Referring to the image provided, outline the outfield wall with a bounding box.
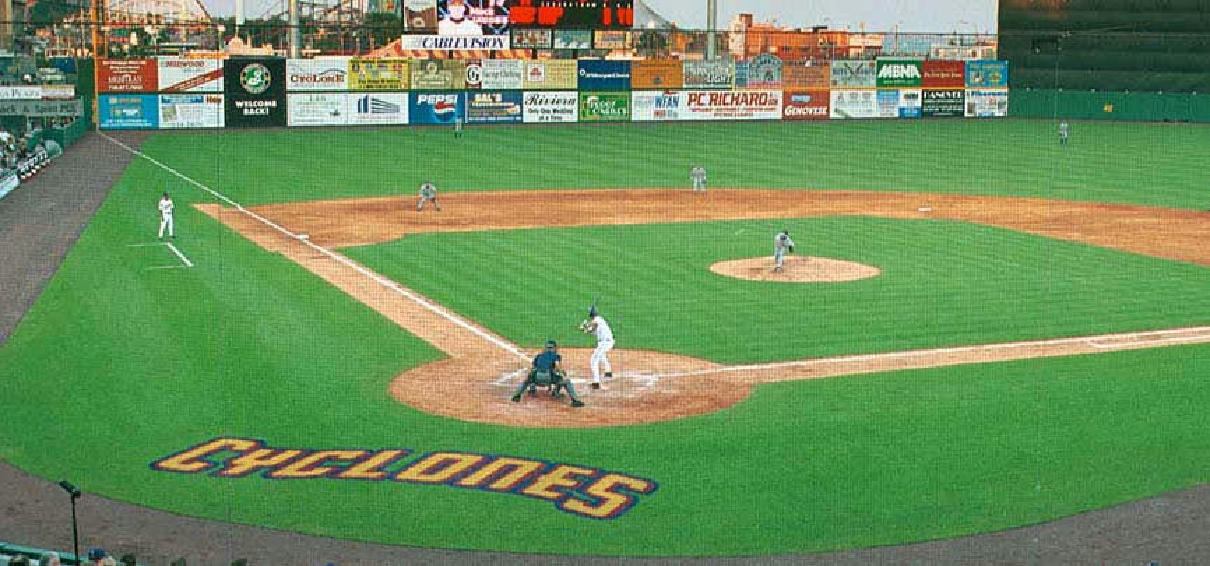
[96,56,1009,129]
[1010,89,1210,123]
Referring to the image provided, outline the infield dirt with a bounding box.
[198,189,1210,427]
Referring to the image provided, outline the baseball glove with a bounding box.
[578,319,592,333]
[789,246,795,253]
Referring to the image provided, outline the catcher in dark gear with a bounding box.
[512,340,585,407]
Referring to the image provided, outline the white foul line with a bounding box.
[653,326,1210,380]
[101,132,529,362]
[165,242,194,267]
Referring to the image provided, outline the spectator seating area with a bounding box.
[0,117,77,201]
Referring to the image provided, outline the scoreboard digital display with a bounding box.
[509,0,634,29]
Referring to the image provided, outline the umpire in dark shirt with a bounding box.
[512,340,584,407]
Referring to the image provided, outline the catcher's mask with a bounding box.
[544,340,557,350]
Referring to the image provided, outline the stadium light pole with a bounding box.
[58,480,82,564]
[706,0,717,60]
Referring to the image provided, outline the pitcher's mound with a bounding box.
[711,256,881,282]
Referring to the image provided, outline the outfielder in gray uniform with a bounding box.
[773,230,795,273]
[690,165,707,193]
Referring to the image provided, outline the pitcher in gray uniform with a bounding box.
[773,230,795,273]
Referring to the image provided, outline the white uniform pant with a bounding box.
[159,214,174,238]
[774,248,786,269]
[591,339,614,383]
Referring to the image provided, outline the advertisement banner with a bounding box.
[683,60,733,89]
[965,89,1009,117]
[783,61,829,89]
[409,91,464,124]
[745,54,783,88]
[899,89,923,118]
[511,29,552,49]
[631,90,681,121]
[577,60,631,90]
[0,86,43,100]
[286,58,350,91]
[922,88,965,117]
[99,59,157,92]
[734,60,749,88]
[403,0,437,30]
[830,89,878,119]
[876,59,923,88]
[593,30,633,50]
[830,60,875,88]
[410,59,466,90]
[466,90,523,123]
[287,93,350,126]
[397,35,511,50]
[157,58,223,92]
[631,59,682,89]
[921,60,965,88]
[224,58,287,128]
[579,92,630,122]
[553,29,592,49]
[99,94,159,129]
[0,99,83,117]
[40,85,76,99]
[464,59,523,90]
[965,61,1009,88]
[522,60,577,89]
[349,59,409,90]
[782,90,829,120]
[632,90,781,121]
[159,94,223,128]
[877,89,899,118]
[433,0,509,35]
[350,93,409,125]
[522,91,578,123]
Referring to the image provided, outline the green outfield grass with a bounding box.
[343,217,1210,363]
[140,119,1210,208]
[4,119,1210,556]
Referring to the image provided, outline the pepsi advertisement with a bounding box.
[409,91,465,125]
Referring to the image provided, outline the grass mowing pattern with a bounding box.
[343,217,1210,363]
[137,119,1210,208]
[2,120,1210,555]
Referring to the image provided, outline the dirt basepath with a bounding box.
[200,189,1210,427]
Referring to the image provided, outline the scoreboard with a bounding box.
[509,0,634,29]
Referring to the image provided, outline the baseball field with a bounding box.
[4,119,1210,556]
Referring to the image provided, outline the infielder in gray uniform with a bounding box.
[1059,120,1069,146]
[773,230,795,273]
[690,165,707,193]
[417,181,441,212]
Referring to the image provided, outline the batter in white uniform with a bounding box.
[582,305,614,389]
[773,230,795,273]
[158,192,174,239]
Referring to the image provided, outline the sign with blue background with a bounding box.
[99,94,159,129]
[966,61,1009,88]
[577,60,631,91]
[409,91,464,125]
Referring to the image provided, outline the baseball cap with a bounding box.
[88,548,110,560]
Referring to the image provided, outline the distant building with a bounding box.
[0,0,29,55]
[728,13,879,61]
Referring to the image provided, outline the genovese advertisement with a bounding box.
[99,94,159,129]
[464,59,524,90]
